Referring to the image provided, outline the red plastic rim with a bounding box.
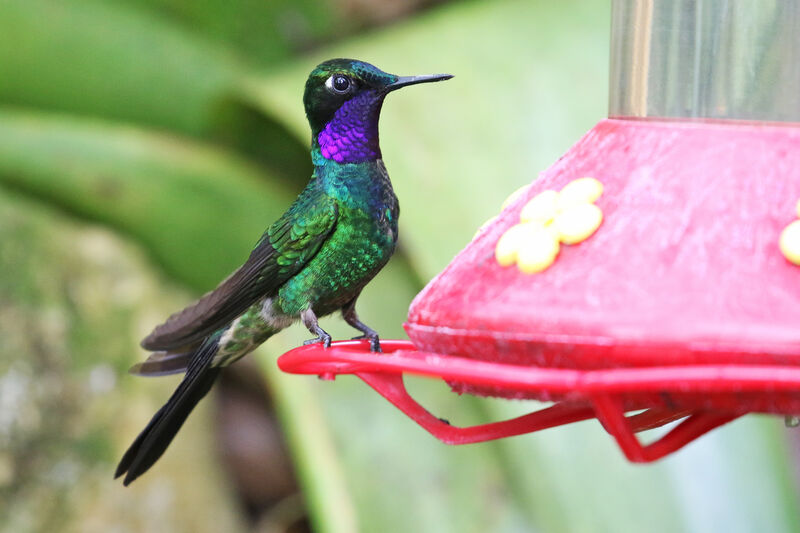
[274,340,800,462]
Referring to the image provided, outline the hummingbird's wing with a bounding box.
[128,348,195,377]
[140,191,339,351]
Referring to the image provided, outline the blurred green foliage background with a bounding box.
[1,1,799,532]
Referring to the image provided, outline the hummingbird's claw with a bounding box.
[303,333,332,348]
[352,333,381,353]
[342,298,381,352]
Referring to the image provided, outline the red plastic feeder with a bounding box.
[279,3,800,462]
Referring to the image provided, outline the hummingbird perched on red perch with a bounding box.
[116,59,452,485]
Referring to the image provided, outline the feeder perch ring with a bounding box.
[274,340,800,462]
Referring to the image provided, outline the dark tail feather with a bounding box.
[116,338,221,485]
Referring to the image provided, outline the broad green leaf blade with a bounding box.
[0,0,241,134]
[241,0,800,530]
[0,0,312,180]
[0,109,297,289]
[118,0,340,67]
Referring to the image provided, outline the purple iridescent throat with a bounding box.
[316,92,384,164]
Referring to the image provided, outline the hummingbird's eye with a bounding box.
[326,74,352,94]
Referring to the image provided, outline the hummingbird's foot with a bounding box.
[301,308,332,349]
[351,333,382,353]
[342,297,382,352]
[303,333,332,348]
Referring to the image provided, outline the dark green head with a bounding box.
[303,58,451,164]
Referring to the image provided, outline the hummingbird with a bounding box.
[115,59,452,485]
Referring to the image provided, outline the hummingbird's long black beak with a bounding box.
[386,73,453,92]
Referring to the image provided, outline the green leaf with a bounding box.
[117,0,340,67]
[0,0,241,134]
[0,109,297,289]
[0,0,312,181]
